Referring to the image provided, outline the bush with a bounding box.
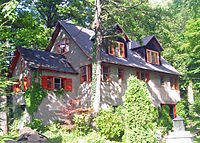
[26,118,49,133]
[158,105,173,136]
[94,106,124,140]
[73,114,92,135]
[122,76,158,143]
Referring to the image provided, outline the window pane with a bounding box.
[103,66,108,81]
[81,66,87,82]
[60,40,65,48]
[61,79,66,89]
[118,69,123,79]
[47,78,52,88]
[65,41,69,52]
[54,78,60,89]
[147,50,151,62]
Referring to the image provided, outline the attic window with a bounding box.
[108,40,125,57]
[146,49,159,65]
[56,39,70,54]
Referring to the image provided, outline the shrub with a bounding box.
[94,106,124,140]
[122,76,158,143]
[158,105,173,136]
[26,118,49,133]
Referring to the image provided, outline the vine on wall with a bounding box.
[24,70,47,116]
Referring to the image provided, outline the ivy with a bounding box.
[24,81,47,116]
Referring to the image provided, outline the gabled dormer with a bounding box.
[128,35,164,65]
[103,24,130,58]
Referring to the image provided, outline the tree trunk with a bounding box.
[2,95,8,135]
[92,0,102,112]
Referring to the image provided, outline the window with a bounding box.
[160,75,164,85]
[41,76,72,91]
[20,57,25,73]
[101,66,110,82]
[108,40,125,57]
[56,39,70,54]
[80,64,92,83]
[170,77,178,90]
[136,71,149,83]
[146,49,159,65]
[54,78,61,89]
[118,68,124,80]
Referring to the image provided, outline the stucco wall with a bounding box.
[51,28,91,71]
[100,63,180,109]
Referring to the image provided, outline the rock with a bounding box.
[19,127,36,135]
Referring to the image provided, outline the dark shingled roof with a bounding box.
[17,47,77,74]
[53,21,181,76]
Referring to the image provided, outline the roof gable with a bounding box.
[128,35,164,51]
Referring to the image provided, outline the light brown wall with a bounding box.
[100,63,180,109]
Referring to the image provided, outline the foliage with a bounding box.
[55,96,93,133]
[176,96,190,125]
[158,105,173,136]
[122,76,158,143]
[26,118,49,133]
[24,82,47,116]
[55,88,65,97]
[94,106,124,140]
[73,114,91,135]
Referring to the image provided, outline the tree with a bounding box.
[91,0,168,111]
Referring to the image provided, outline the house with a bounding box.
[9,20,181,122]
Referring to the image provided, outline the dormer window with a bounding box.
[56,39,70,54]
[108,40,125,57]
[146,49,159,65]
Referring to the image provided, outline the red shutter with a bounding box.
[136,71,140,80]
[41,76,47,89]
[24,77,28,90]
[66,78,72,91]
[87,65,92,82]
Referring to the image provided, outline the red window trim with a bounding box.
[108,40,125,58]
[80,64,92,84]
[170,77,178,90]
[101,66,110,82]
[41,76,72,91]
[56,39,70,54]
[146,49,160,65]
[136,71,149,83]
